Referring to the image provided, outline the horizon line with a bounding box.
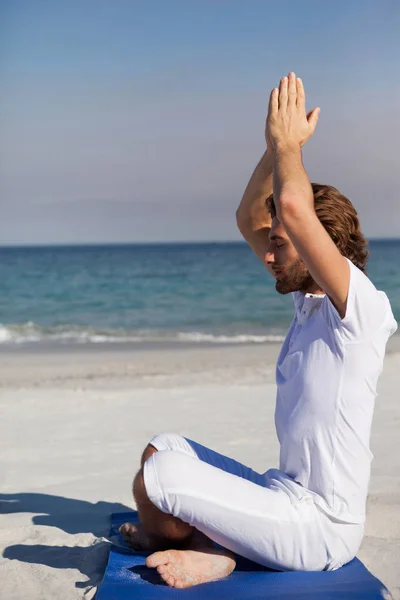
[1,237,399,250]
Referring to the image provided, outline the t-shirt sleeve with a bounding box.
[320,258,398,341]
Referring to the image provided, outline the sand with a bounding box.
[1,340,399,599]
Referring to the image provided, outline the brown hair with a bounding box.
[266,184,369,273]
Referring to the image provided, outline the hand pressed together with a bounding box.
[266,72,320,151]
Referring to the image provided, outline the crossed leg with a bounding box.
[119,443,236,588]
[120,443,195,551]
[118,434,337,587]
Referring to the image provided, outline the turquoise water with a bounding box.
[1,241,399,345]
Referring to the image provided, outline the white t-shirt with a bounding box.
[274,258,398,524]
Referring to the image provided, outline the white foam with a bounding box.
[0,325,12,342]
[176,332,285,344]
[0,322,285,345]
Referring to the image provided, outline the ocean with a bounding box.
[1,241,399,347]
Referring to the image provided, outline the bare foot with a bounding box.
[119,522,158,551]
[146,543,236,588]
[119,521,194,552]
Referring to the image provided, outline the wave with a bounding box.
[176,332,284,344]
[0,322,285,345]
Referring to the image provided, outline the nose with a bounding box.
[264,247,275,266]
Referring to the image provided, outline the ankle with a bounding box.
[183,529,215,549]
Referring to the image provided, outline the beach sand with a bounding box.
[1,340,399,599]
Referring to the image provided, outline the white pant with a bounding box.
[143,433,364,571]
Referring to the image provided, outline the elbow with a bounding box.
[236,209,249,233]
[236,214,254,241]
[276,194,311,227]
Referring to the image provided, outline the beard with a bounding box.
[275,257,315,295]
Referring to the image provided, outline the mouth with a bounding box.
[273,269,284,279]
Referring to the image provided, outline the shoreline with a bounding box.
[1,336,399,390]
[0,341,281,389]
[0,338,284,355]
[0,330,399,355]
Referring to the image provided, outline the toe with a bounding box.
[164,571,176,587]
[146,550,171,568]
[156,564,174,587]
[167,574,177,587]
[119,522,134,535]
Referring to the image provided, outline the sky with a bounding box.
[1,0,399,245]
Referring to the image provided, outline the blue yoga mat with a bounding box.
[96,511,389,599]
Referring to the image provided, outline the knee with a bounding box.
[150,448,190,475]
[139,432,174,467]
[136,443,190,503]
[140,443,158,468]
[133,467,149,505]
[143,450,194,511]
[146,432,193,454]
[140,432,187,467]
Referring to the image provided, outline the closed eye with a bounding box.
[269,235,286,248]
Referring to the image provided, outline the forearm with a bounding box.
[236,149,274,231]
[272,144,314,224]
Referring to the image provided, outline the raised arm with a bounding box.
[267,72,350,318]
[236,148,274,264]
[236,112,276,264]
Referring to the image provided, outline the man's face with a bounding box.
[265,217,314,294]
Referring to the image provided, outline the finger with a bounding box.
[296,77,306,112]
[288,72,297,108]
[307,107,321,132]
[278,76,288,111]
[268,86,279,117]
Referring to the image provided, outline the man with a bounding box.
[119,73,397,588]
